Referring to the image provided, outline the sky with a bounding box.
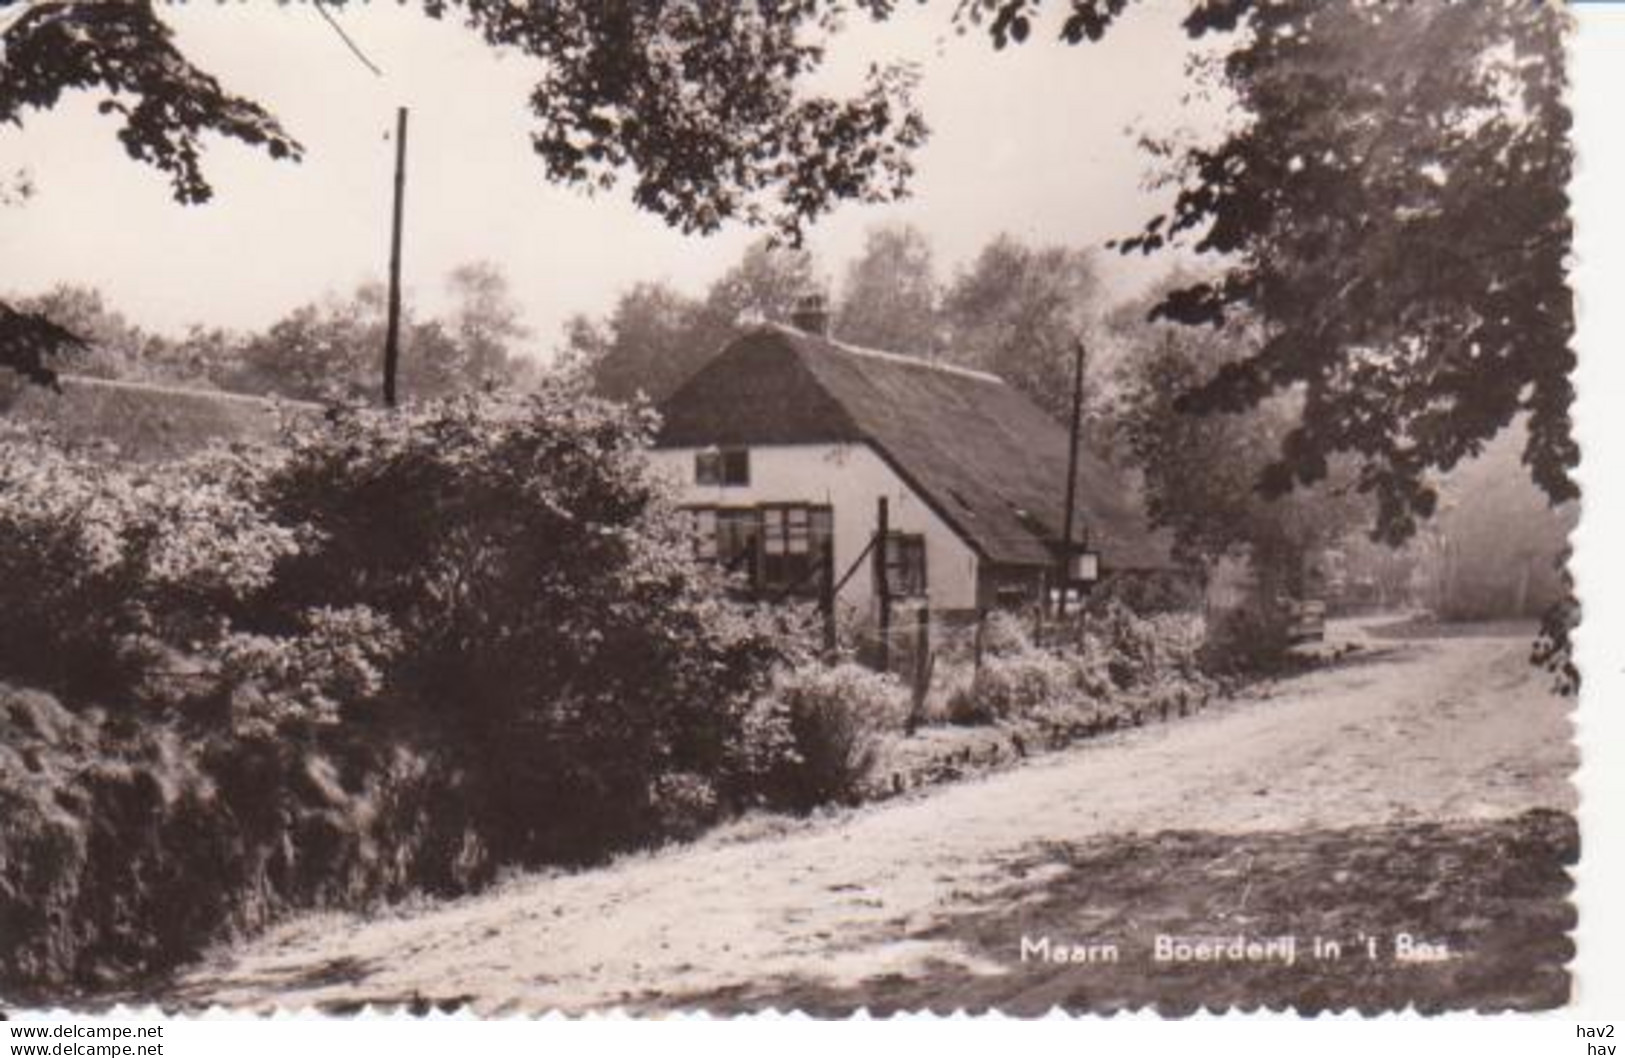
[0,1,1227,362]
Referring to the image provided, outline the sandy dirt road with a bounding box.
[167,620,1575,1013]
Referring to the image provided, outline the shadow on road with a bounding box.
[643,810,1577,1017]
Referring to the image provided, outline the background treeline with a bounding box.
[564,225,1107,428]
[5,221,1574,631]
[4,261,539,404]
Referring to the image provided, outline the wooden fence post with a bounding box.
[1034,574,1047,649]
[874,496,891,674]
[906,603,932,735]
[819,536,837,658]
[972,607,987,680]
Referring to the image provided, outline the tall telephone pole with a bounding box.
[1056,338,1088,619]
[382,106,408,408]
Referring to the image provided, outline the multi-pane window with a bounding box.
[690,508,719,561]
[882,533,928,598]
[686,503,832,596]
[686,507,759,566]
[760,505,833,594]
[695,447,750,486]
[716,508,760,573]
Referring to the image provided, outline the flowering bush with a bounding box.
[978,609,1035,658]
[0,434,300,698]
[948,650,1076,725]
[214,605,402,735]
[738,662,903,812]
[1069,598,1205,689]
[1066,632,1118,699]
[944,603,1206,726]
[646,771,724,842]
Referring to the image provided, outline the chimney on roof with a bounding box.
[790,291,830,336]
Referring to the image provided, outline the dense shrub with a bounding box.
[1065,632,1118,699]
[0,683,488,997]
[933,609,1039,670]
[1089,570,1204,615]
[947,651,1075,725]
[977,609,1035,658]
[738,663,903,812]
[945,605,1206,726]
[251,390,806,857]
[943,674,990,726]
[0,434,299,699]
[0,384,805,992]
[213,604,402,733]
[1055,599,1204,689]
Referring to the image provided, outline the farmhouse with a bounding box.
[649,317,1170,618]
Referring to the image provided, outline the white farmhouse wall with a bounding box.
[647,443,982,612]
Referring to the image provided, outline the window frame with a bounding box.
[757,502,834,595]
[694,446,750,487]
[684,505,760,573]
[682,502,833,597]
[881,532,928,599]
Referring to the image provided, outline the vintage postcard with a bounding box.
[0,0,1611,1032]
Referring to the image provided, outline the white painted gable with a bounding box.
[647,441,982,613]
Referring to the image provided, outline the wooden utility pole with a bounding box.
[1056,338,1088,619]
[874,496,892,673]
[382,106,409,408]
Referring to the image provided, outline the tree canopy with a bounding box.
[1110,297,1365,577]
[941,235,1104,424]
[227,268,534,403]
[0,0,926,235]
[0,0,301,204]
[568,239,818,405]
[977,0,1576,680]
[833,222,941,355]
[0,0,927,387]
[1000,0,1573,545]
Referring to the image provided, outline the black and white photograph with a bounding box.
[0,0,1607,1031]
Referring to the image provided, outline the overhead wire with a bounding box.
[312,0,384,78]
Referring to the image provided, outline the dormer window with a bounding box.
[696,446,750,486]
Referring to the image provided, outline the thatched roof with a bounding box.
[0,373,314,461]
[655,325,1171,571]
